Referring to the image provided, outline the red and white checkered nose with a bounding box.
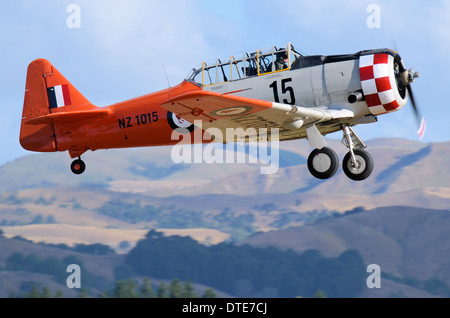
[359,53,408,115]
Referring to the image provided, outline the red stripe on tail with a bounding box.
[62,84,71,106]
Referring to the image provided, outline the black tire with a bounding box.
[307,147,339,180]
[342,149,373,181]
[71,159,86,175]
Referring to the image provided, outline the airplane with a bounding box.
[19,43,422,181]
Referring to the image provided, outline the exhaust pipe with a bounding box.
[348,91,364,104]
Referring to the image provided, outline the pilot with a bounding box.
[275,51,288,70]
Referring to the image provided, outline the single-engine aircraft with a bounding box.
[20,43,423,181]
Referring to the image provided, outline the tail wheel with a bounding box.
[307,147,339,180]
[342,149,373,181]
[70,159,86,175]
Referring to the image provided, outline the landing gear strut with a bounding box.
[70,157,86,175]
[341,124,373,181]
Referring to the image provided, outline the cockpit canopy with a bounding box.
[186,43,304,86]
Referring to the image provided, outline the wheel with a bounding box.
[307,147,339,180]
[70,159,86,175]
[342,149,373,181]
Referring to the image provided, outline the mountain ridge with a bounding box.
[0,138,448,297]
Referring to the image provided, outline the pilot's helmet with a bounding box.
[276,51,288,61]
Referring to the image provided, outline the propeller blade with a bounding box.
[417,117,426,140]
[406,85,425,140]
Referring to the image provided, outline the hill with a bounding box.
[0,138,449,248]
[1,138,449,204]
[0,233,234,298]
[0,233,123,297]
[242,206,450,297]
[0,138,448,297]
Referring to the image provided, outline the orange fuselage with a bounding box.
[55,81,202,158]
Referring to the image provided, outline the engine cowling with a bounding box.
[359,53,408,115]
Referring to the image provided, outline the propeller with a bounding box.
[406,84,426,140]
[385,20,425,140]
[398,68,425,140]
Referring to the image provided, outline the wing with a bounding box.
[161,91,354,142]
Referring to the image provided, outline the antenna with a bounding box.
[161,63,172,98]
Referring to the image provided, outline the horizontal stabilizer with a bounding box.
[25,108,111,125]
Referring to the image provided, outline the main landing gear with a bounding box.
[70,157,86,175]
[307,125,374,181]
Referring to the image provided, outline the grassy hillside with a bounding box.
[242,206,450,288]
[1,139,448,202]
[0,138,448,297]
[0,233,123,297]
[0,138,449,252]
[0,233,233,298]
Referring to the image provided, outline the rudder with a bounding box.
[20,59,95,152]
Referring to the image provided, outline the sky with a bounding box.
[1,0,449,166]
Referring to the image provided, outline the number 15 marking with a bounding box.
[269,78,296,105]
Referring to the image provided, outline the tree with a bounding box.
[181,280,198,298]
[79,288,89,298]
[113,279,138,298]
[55,290,64,298]
[126,230,367,298]
[140,278,155,298]
[32,214,45,224]
[99,291,110,298]
[119,240,131,250]
[202,288,217,298]
[169,279,182,298]
[41,286,51,298]
[74,243,115,255]
[27,285,41,298]
[313,290,327,298]
[46,215,57,224]
[158,282,168,298]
